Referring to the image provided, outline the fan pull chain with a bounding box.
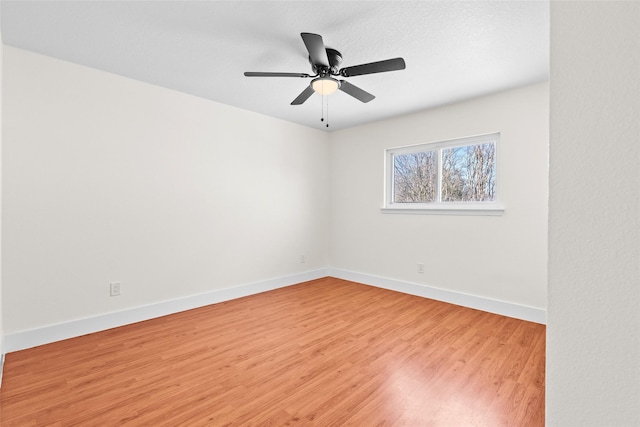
[326,96,329,128]
[319,92,329,128]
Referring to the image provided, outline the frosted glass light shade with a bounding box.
[311,78,340,95]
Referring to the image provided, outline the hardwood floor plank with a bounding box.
[0,277,545,426]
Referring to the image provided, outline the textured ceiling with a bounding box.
[1,1,549,131]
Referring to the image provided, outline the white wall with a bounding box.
[329,83,549,312]
[547,2,640,425]
[2,47,330,335]
[0,8,5,377]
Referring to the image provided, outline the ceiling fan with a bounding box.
[244,32,406,105]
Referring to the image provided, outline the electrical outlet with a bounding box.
[110,282,121,296]
[417,263,425,274]
[300,255,306,264]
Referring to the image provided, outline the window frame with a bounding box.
[382,133,504,216]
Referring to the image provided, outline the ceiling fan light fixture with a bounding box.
[245,32,405,108]
[311,77,340,95]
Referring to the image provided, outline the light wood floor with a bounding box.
[0,277,545,426]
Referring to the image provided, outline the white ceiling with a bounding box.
[1,1,549,132]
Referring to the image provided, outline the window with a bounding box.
[383,133,503,215]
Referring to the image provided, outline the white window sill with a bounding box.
[381,203,504,216]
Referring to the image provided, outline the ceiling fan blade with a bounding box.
[244,72,311,78]
[291,85,316,105]
[301,32,330,68]
[339,81,375,103]
[340,57,406,77]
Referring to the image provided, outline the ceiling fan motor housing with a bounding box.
[309,48,343,76]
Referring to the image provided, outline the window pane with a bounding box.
[393,151,437,203]
[442,142,496,201]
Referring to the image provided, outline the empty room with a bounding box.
[0,1,638,426]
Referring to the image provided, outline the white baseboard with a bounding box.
[328,268,546,325]
[0,353,4,388]
[3,267,545,353]
[4,268,331,353]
